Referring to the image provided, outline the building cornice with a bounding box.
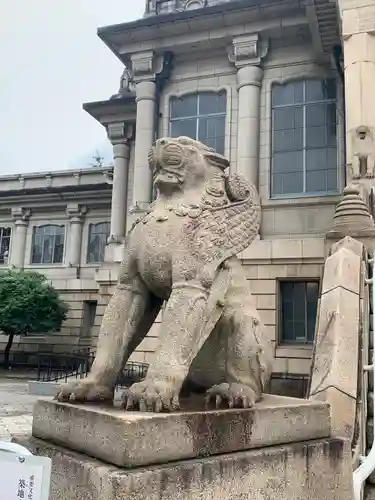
[82,96,136,127]
[98,0,308,62]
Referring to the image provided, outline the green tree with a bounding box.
[0,270,68,367]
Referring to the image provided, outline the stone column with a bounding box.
[130,51,156,216]
[107,123,133,243]
[229,33,268,188]
[66,204,87,266]
[10,207,30,268]
[339,1,375,186]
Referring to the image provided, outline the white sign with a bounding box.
[0,444,51,500]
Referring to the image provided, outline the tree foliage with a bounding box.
[0,270,68,365]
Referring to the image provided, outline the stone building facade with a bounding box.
[0,0,373,395]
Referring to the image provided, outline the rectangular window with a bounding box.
[170,91,227,155]
[31,225,65,264]
[271,79,338,197]
[87,222,110,264]
[279,280,319,344]
[0,227,11,264]
[82,300,97,338]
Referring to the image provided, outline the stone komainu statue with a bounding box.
[57,137,273,412]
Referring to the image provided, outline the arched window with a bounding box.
[271,78,338,197]
[87,222,110,264]
[169,91,226,154]
[31,225,65,264]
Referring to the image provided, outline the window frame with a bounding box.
[81,300,97,338]
[169,90,227,155]
[278,279,320,346]
[0,226,11,265]
[86,221,110,264]
[31,224,66,265]
[270,78,339,199]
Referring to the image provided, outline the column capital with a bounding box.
[135,80,157,103]
[228,33,269,68]
[107,122,134,145]
[130,50,155,82]
[236,65,264,90]
[66,203,87,224]
[11,207,31,225]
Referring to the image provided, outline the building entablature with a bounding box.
[0,166,114,194]
[98,0,340,64]
[0,167,113,218]
[82,95,136,129]
[98,0,309,63]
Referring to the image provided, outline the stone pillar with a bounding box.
[11,207,30,268]
[340,0,375,185]
[229,33,268,188]
[66,204,87,266]
[130,51,156,216]
[107,123,133,243]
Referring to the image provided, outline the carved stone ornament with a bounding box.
[118,67,135,94]
[228,33,269,68]
[107,122,134,145]
[350,125,375,180]
[110,67,136,100]
[329,184,375,232]
[130,51,154,79]
[11,207,31,223]
[66,203,87,223]
[56,136,273,415]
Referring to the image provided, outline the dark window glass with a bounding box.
[87,222,110,264]
[279,281,319,344]
[0,227,11,264]
[31,225,65,264]
[271,79,338,197]
[81,300,97,338]
[170,91,227,155]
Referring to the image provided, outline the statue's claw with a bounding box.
[54,380,114,404]
[122,380,180,413]
[205,383,258,410]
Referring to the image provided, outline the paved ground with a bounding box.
[0,378,125,442]
[0,379,40,441]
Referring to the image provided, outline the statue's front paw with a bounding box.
[366,171,375,179]
[55,379,114,403]
[123,380,180,413]
[206,383,260,409]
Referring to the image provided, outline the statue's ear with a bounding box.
[203,150,230,171]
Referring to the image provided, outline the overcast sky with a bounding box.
[0,1,144,175]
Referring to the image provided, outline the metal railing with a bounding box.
[36,352,95,383]
[353,251,375,500]
[36,351,149,388]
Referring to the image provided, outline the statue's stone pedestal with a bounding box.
[17,395,354,500]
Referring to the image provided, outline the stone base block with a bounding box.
[32,395,331,468]
[15,435,354,500]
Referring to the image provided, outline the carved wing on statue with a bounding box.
[185,173,261,285]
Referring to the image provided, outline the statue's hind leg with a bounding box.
[56,273,162,404]
[205,263,273,409]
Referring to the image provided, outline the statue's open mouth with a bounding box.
[154,167,184,186]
